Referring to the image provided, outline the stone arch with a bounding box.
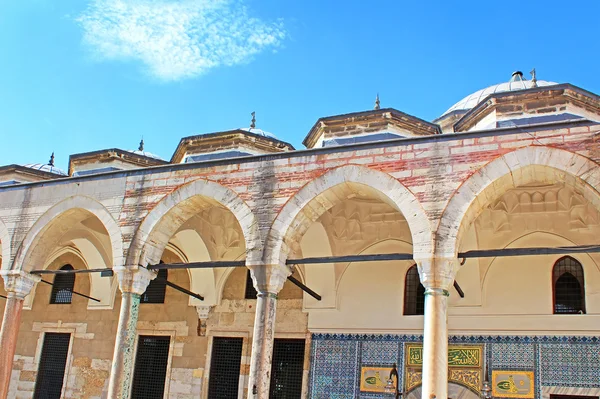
[437,146,600,257]
[129,178,260,268]
[12,195,123,272]
[0,217,10,269]
[265,165,432,266]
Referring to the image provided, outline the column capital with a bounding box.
[195,305,213,320]
[113,266,156,295]
[0,271,41,300]
[413,256,459,290]
[248,263,291,295]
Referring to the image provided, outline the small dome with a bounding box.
[441,72,558,117]
[241,127,277,139]
[127,139,164,160]
[127,149,165,160]
[23,163,67,176]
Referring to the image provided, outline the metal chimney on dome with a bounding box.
[510,71,524,82]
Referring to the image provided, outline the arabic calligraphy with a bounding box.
[406,345,481,367]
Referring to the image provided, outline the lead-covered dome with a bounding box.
[441,71,557,117]
[23,153,67,176]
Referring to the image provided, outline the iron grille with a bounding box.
[141,268,168,304]
[553,256,586,314]
[208,337,243,399]
[131,335,171,399]
[269,339,305,399]
[404,265,425,315]
[33,332,71,399]
[50,264,75,304]
[245,269,258,299]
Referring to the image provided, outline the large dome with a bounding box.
[441,71,557,117]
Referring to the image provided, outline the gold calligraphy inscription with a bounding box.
[492,371,534,399]
[449,369,481,393]
[405,368,422,391]
[406,344,481,367]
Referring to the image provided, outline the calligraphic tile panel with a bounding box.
[309,339,360,399]
[491,343,535,369]
[540,344,600,388]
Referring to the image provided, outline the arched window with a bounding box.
[245,269,258,299]
[141,268,168,304]
[553,256,586,314]
[50,265,75,304]
[404,265,425,315]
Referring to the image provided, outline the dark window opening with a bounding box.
[404,265,425,316]
[208,337,243,399]
[550,395,599,399]
[33,332,71,399]
[245,269,258,299]
[269,339,305,399]
[553,256,586,314]
[50,265,75,304]
[141,267,168,304]
[131,335,171,399]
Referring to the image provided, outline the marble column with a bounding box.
[414,257,459,399]
[106,267,155,399]
[247,264,290,398]
[0,271,40,399]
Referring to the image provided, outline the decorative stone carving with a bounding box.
[113,266,156,295]
[476,185,600,233]
[0,271,40,299]
[317,199,412,256]
[180,207,243,260]
[195,305,212,336]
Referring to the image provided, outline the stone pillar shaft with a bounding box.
[0,296,25,399]
[246,264,290,398]
[415,257,458,399]
[0,271,39,399]
[248,292,278,397]
[106,267,155,399]
[107,292,141,399]
[421,288,449,399]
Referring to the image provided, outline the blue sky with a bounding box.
[1,0,599,171]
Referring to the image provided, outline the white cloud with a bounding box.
[77,0,286,81]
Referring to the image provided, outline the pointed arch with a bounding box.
[129,177,260,270]
[12,195,123,272]
[265,165,432,266]
[437,146,600,257]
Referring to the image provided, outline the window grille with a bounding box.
[33,332,71,399]
[131,335,171,399]
[208,337,243,399]
[553,256,586,314]
[404,265,425,315]
[141,268,168,304]
[50,265,75,304]
[245,269,258,299]
[269,339,305,399]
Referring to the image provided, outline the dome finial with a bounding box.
[139,138,144,152]
[48,152,55,167]
[250,111,256,129]
[374,93,381,110]
[530,68,537,87]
